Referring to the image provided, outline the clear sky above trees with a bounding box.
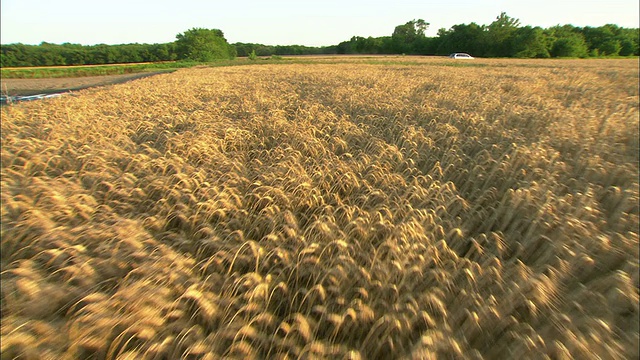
[2,15,637,68]
[1,0,638,46]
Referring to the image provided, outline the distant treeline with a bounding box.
[233,44,336,57]
[0,41,336,67]
[338,15,640,58]
[2,13,638,67]
[1,42,179,67]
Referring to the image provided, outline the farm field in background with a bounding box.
[1,56,294,80]
[1,72,171,98]
[0,61,197,80]
[1,58,638,359]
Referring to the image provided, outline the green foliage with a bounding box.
[435,23,486,56]
[619,36,638,56]
[338,36,387,54]
[548,26,589,58]
[234,42,336,57]
[618,28,639,56]
[512,27,551,58]
[0,42,178,67]
[551,37,589,57]
[432,15,633,58]
[391,19,429,54]
[1,16,637,68]
[248,50,258,60]
[336,12,635,59]
[485,12,521,57]
[175,28,235,61]
[582,25,628,56]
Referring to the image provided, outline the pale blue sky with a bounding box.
[1,0,638,46]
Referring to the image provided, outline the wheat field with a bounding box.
[1,57,638,359]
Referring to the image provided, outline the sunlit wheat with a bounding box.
[1,57,638,359]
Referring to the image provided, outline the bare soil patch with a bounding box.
[0,71,169,96]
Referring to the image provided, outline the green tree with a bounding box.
[547,25,589,57]
[233,43,254,57]
[342,36,383,54]
[551,36,588,57]
[617,28,639,56]
[511,26,551,58]
[0,44,34,66]
[391,19,429,54]
[148,43,174,61]
[549,31,586,57]
[175,28,235,61]
[598,39,622,56]
[486,12,521,57]
[37,42,67,65]
[582,25,624,56]
[435,22,486,56]
[60,43,87,65]
[253,45,273,56]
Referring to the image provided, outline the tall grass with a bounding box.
[1,58,638,359]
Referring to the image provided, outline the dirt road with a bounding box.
[0,71,169,96]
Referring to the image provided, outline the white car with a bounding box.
[449,53,474,59]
